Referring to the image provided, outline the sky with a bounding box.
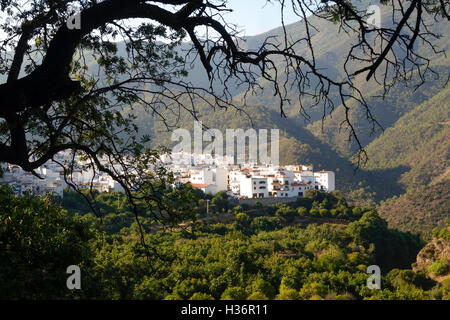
[0,1,301,45]
[224,0,300,36]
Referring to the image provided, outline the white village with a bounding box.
[0,150,335,200]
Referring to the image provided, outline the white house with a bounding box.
[314,171,335,192]
[240,176,269,198]
[188,167,228,195]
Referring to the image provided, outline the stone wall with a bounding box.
[233,197,299,206]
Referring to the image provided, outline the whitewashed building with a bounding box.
[240,176,269,199]
[185,166,228,195]
[314,171,336,192]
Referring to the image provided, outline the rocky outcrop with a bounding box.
[413,236,450,282]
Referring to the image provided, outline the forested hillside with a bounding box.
[378,181,450,240]
[353,85,449,237]
[227,0,450,121]
[4,186,449,300]
[363,86,449,186]
[123,98,406,202]
[306,64,450,157]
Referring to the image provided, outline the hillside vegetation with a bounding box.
[5,186,450,300]
[307,65,450,157]
[358,86,450,237]
[378,181,450,239]
[362,86,450,183]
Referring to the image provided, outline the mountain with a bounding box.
[358,86,450,237]
[306,64,450,157]
[378,181,450,240]
[363,86,450,189]
[224,0,450,122]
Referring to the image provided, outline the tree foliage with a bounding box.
[1,186,441,300]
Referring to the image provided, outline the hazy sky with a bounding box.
[0,1,301,44]
[225,0,300,36]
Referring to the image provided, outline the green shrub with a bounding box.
[247,291,268,300]
[427,258,450,276]
[251,279,276,299]
[221,287,248,300]
[189,293,214,300]
[276,288,300,300]
[297,206,308,218]
[319,209,330,217]
[299,282,328,299]
[275,205,297,222]
[432,226,450,241]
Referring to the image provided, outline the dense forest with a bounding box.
[1,185,449,300]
